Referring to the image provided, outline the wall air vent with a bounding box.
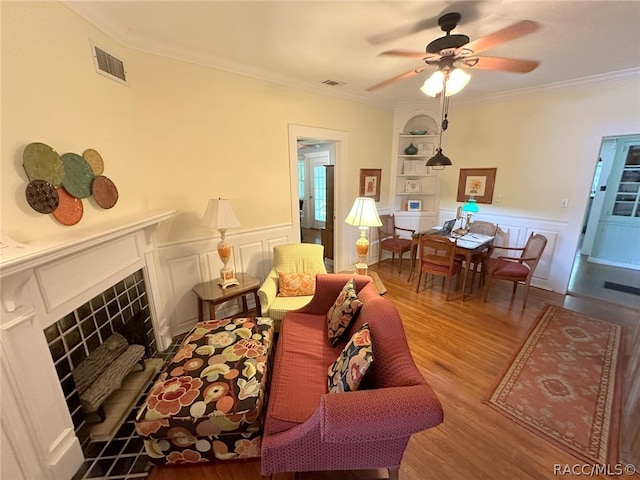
[320,79,346,87]
[91,42,127,85]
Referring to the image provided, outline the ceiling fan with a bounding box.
[367,12,540,92]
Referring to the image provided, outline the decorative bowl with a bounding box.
[409,130,427,135]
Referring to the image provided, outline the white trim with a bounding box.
[288,125,350,272]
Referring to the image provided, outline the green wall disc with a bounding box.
[23,142,64,186]
[61,152,95,199]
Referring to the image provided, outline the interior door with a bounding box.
[307,152,331,229]
[590,136,640,268]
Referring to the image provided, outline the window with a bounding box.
[313,166,327,223]
[297,160,305,200]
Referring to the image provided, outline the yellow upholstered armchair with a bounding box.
[257,243,327,332]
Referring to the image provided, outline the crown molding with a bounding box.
[64,2,639,111]
[455,68,640,106]
[63,1,129,45]
[64,2,394,110]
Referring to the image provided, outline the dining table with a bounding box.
[408,229,495,301]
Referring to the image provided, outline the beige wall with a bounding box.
[3,2,638,257]
[1,2,393,245]
[440,78,640,221]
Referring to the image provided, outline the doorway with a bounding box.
[297,144,336,271]
[288,125,348,274]
[568,134,640,310]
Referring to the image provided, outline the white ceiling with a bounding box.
[67,1,640,106]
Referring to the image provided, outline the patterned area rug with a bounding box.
[484,304,623,464]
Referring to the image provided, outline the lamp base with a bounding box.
[218,267,240,289]
[355,263,368,276]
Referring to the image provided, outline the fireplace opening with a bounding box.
[44,269,162,447]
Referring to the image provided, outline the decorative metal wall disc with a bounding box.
[92,175,119,209]
[61,153,95,198]
[23,142,64,186]
[83,148,104,176]
[25,179,59,214]
[53,188,83,226]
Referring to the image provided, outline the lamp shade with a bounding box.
[344,197,382,227]
[461,198,479,213]
[200,198,240,229]
[426,148,452,168]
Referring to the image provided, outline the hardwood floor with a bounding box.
[149,260,640,480]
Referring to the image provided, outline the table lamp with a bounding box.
[461,197,479,231]
[201,198,241,289]
[344,197,382,275]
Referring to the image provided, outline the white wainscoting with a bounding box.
[158,211,573,338]
[157,224,296,335]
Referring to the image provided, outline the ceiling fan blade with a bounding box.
[466,56,539,73]
[461,20,540,56]
[379,49,438,60]
[368,17,437,45]
[367,1,482,45]
[367,66,428,91]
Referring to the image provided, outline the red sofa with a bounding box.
[260,273,444,479]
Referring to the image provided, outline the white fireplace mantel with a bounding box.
[0,210,174,480]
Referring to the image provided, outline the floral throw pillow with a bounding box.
[326,278,363,346]
[277,272,316,297]
[328,323,374,393]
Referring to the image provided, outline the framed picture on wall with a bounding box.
[360,169,381,202]
[407,200,422,212]
[456,168,497,203]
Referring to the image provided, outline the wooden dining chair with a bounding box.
[483,232,548,309]
[377,214,415,273]
[464,221,499,291]
[416,235,462,301]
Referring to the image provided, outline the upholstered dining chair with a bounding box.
[377,214,415,273]
[459,220,499,291]
[416,235,462,301]
[483,232,548,309]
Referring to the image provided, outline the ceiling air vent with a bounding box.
[320,79,346,87]
[91,42,127,85]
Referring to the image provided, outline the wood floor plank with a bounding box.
[148,260,640,480]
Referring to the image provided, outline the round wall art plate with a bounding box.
[61,153,95,198]
[83,148,104,176]
[23,142,64,186]
[92,175,119,209]
[53,187,83,226]
[25,179,59,214]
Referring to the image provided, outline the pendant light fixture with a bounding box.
[425,69,454,169]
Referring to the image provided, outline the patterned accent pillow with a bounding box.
[326,278,363,346]
[328,323,373,393]
[277,272,316,297]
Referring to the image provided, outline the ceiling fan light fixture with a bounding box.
[420,70,444,97]
[446,68,471,95]
[420,68,470,97]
